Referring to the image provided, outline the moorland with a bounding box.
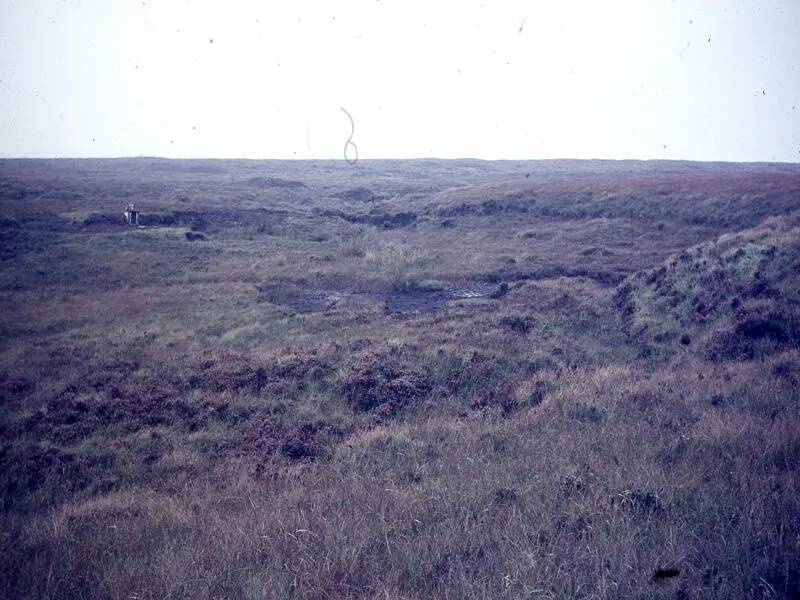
[1,158,799,598]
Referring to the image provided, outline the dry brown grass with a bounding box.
[1,159,799,598]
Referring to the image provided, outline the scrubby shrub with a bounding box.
[340,227,373,257]
[705,304,800,360]
[339,361,430,414]
[364,243,422,291]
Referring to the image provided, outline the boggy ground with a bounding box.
[1,158,799,599]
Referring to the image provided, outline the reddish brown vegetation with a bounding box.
[1,159,799,598]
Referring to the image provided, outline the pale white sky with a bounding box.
[0,0,798,161]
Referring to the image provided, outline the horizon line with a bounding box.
[1,156,799,166]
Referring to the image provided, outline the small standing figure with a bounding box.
[124,203,140,226]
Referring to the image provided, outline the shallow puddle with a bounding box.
[288,283,499,313]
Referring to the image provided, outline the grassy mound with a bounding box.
[615,211,800,357]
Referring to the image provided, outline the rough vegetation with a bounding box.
[1,158,799,599]
[616,210,800,359]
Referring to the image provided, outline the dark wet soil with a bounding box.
[288,283,500,313]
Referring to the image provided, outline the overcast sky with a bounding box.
[1,0,798,161]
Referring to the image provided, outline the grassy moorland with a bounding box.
[1,158,799,599]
